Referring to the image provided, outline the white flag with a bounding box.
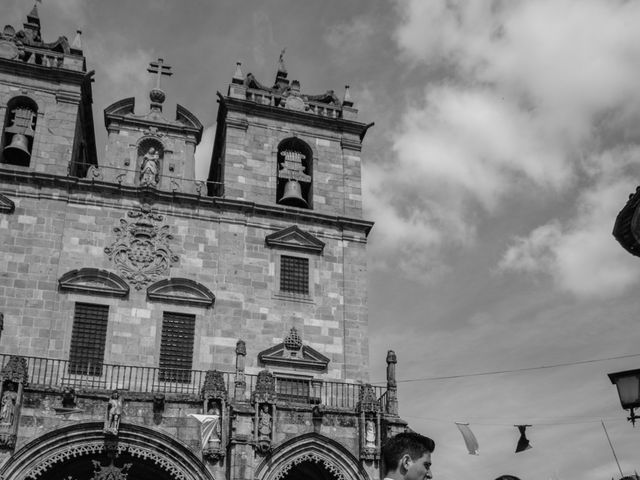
[455,422,479,455]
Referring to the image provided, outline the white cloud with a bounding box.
[371,0,640,286]
[499,150,640,297]
[324,16,375,60]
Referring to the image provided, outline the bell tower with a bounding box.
[208,52,371,218]
[0,4,96,176]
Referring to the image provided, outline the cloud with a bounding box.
[323,16,375,61]
[368,0,640,286]
[499,149,640,297]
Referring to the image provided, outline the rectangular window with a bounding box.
[280,255,309,295]
[159,312,196,383]
[276,376,311,403]
[68,302,109,376]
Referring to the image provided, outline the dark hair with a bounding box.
[382,432,435,474]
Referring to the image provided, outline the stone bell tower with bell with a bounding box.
[0,4,96,176]
[208,51,371,218]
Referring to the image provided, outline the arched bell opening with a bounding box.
[1,96,38,167]
[276,137,312,209]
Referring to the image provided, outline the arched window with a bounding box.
[137,137,164,187]
[1,96,38,167]
[276,137,312,209]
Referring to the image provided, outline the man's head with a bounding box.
[382,432,435,480]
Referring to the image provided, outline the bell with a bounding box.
[3,133,31,166]
[279,179,308,208]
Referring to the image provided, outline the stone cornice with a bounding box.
[0,57,86,85]
[0,168,374,236]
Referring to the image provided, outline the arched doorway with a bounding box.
[256,433,369,480]
[1,422,214,480]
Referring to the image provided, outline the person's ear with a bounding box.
[400,454,412,473]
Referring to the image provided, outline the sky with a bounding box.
[5,0,640,478]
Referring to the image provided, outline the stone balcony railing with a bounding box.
[12,44,85,72]
[245,88,343,119]
[7,354,389,412]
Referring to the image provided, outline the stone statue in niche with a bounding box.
[0,384,17,427]
[258,404,272,441]
[104,390,123,435]
[365,419,376,448]
[205,399,222,447]
[140,147,160,186]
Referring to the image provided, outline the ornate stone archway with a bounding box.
[255,433,369,480]
[0,422,214,480]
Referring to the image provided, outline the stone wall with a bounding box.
[0,181,370,382]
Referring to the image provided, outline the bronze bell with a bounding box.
[279,179,308,208]
[3,133,31,166]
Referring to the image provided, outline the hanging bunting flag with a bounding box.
[455,422,479,455]
[515,425,532,453]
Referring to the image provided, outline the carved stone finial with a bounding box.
[1,356,28,385]
[232,62,244,84]
[357,383,380,413]
[236,339,246,356]
[71,30,82,50]
[283,327,302,351]
[252,370,276,404]
[343,85,353,107]
[201,370,227,401]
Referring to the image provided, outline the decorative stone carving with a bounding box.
[386,349,399,416]
[104,390,123,436]
[258,327,329,372]
[89,460,132,480]
[0,356,27,451]
[252,370,276,404]
[1,355,28,385]
[235,339,247,400]
[272,452,347,480]
[357,383,380,461]
[147,278,214,307]
[61,387,76,408]
[104,205,179,290]
[201,370,227,401]
[58,268,129,297]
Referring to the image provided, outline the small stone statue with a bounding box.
[104,390,123,435]
[0,385,17,427]
[365,419,376,448]
[206,400,222,446]
[258,404,272,441]
[140,147,160,186]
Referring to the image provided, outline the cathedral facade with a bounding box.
[0,6,406,480]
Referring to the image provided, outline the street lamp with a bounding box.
[608,368,640,426]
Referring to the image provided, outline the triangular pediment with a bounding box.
[58,268,129,297]
[0,193,15,213]
[147,278,215,307]
[259,343,329,372]
[265,225,325,254]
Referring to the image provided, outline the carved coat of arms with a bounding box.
[104,205,179,290]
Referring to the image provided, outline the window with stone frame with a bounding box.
[1,96,38,167]
[280,255,309,295]
[159,311,196,383]
[68,302,109,376]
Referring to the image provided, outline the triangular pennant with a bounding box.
[455,422,479,455]
[515,425,532,453]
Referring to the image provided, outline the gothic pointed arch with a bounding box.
[58,268,129,297]
[147,278,215,307]
[0,422,215,480]
[255,432,369,480]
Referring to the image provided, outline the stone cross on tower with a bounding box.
[147,58,173,111]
